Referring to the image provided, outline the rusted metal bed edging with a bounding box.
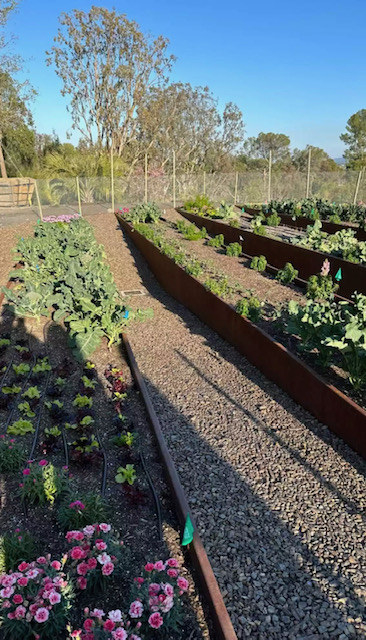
[116,214,366,460]
[122,333,238,640]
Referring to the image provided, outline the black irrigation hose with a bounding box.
[4,356,36,431]
[95,426,108,497]
[139,447,163,542]
[61,429,69,468]
[28,369,52,460]
[0,356,14,388]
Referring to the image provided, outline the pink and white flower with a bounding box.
[129,600,144,618]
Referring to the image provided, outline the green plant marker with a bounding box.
[182,514,194,546]
[335,268,342,281]
[242,207,245,213]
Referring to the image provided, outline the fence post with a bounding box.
[144,153,148,203]
[34,180,43,221]
[172,150,176,208]
[353,169,363,205]
[203,171,206,195]
[267,150,272,202]
[111,144,115,212]
[234,172,238,204]
[306,146,312,198]
[76,176,82,216]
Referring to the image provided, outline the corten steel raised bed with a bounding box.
[237,205,366,241]
[176,209,366,301]
[122,334,238,640]
[116,213,366,460]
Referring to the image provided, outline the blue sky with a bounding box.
[6,0,366,157]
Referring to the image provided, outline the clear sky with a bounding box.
[6,0,366,157]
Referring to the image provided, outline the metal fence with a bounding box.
[10,168,366,218]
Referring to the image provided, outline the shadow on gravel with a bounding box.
[120,227,366,477]
[142,375,365,640]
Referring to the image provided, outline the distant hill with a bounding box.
[334,157,346,165]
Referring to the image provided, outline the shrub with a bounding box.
[0,437,25,472]
[0,556,74,640]
[235,297,262,322]
[226,242,242,257]
[208,234,225,248]
[58,493,107,531]
[276,262,298,284]
[0,530,36,574]
[250,255,267,272]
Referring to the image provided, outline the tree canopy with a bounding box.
[340,110,366,170]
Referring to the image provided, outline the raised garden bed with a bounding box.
[116,213,366,460]
[0,217,235,640]
[177,208,366,301]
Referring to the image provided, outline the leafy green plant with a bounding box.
[251,216,267,235]
[226,242,242,257]
[204,276,230,298]
[115,464,137,485]
[208,234,225,248]
[22,386,40,400]
[293,220,366,264]
[7,419,34,436]
[112,431,136,448]
[20,461,69,505]
[276,262,298,284]
[32,357,51,376]
[183,194,216,216]
[0,438,25,472]
[44,426,62,438]
[2,384,21,395]
[127,202,162,224]
[18,401,36,418]
[216,201,238,221]
[250,255,267,272]
[185,259,203,277]
[175,220,207,241]
[307,274,338,301]
[12,363,30,377]
[266,212,281,226]
[235,296,262,322]
[73,394,93,408]
[0,338,11,351]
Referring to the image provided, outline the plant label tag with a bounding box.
[182,514,194,546]
[335,268,342,281]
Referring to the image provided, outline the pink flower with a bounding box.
[97,552,111,565]
[162,583,174,597]
[102,562,114,576]
[144,562,154,572]
[83,525,95,537]
[37,556,47,565]
[320,258,330,277]
[95,540,107,551]
[84,618,94,631]
[14,605,26,619]
[39,459,48,466]
[154,560,165,571]
[148,583,160,595]
[49,591,61,605]
[22,468,30,476]
[129,600,144,618]
[13,594,23,604]
[51,561,61,570]
[161,595,174,613]
[104,619,115,631]
[34,607,49,623]
[71,547,84,560]
[77,577,87,590]
[177,576,189,591]
[69,501,85,510]
[108,609,122,622]
[0,587,14,598]
[77,562,89,576]
[1,600,10,608]
[167,568,178,578]
[99,523,111,533]
[148,612,164,629]
[91,608,105,619]
[87,557,97,570]
[112,630,127,640]
[166,558,178,568]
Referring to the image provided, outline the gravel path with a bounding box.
[94,214,366,638]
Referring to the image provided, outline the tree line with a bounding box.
[0,3,365,179]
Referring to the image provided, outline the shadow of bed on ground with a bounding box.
[141,374,365,640]
[119,226,366,476]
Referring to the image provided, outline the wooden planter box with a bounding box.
[0,178,35,208]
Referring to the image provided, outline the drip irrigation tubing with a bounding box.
[95,425,108,497]
[28,369,52,460]
[0,356,14,388]
[139,446,163,542]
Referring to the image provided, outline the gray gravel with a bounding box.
[89,213,366,640]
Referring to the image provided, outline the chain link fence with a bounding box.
[6,168,365,217]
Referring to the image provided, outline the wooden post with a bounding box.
[34,181,43,221]
[234,171,238,204]
[353,169,363,205]
[267,150,272,202]
[0,135,7,179]
[111,144,115,212]
[306,146,312,198]
[172,150,176,208]
[76,176,82,216]
[203,171,206,195]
